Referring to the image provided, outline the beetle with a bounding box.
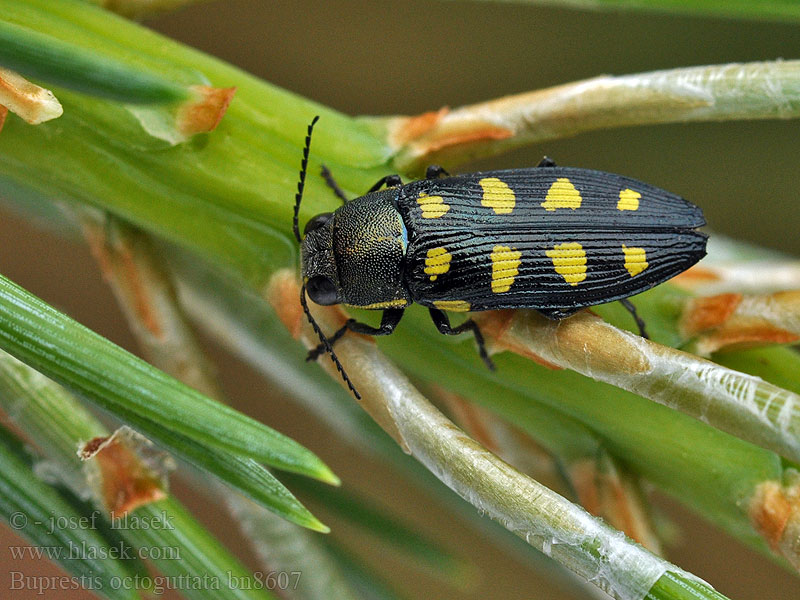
[294,117,707,398]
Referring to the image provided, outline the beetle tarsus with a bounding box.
[306,319,354,361]
[306,309,405,361]
[428,308,495,371]
[366,174,403,193]
[619,298,649,339]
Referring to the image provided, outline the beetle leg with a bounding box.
[305,321,351,361]
[428,308,495,371]
[366,174,403,193]
[537,156,557,168]
[618,298,649,339]
[425,165,450,179]
[306,308,405,361]
[320,164,349,204]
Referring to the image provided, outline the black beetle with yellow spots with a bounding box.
[294,117,707,398]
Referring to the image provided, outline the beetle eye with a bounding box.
[306,276,339,305]
[304,212,334,235]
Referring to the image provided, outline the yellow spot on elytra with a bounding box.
[617,188,641,211]
[433,300,471,312]
[479,177,516,214]
[541,178,582,211]
[358,299,409,309]
[491,245,522,293]
[546,242,587,286]
[622,245,648,277]
[424,247,452,281]
[417,192,450,219]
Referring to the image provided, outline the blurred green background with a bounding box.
[1,1,799,598]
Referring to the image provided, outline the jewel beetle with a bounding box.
[294,117,707,398]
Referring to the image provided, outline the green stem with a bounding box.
[0,19,187,103]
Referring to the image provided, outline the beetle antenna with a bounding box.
[293,117,360,398]
[293,115,320,243]
[299,284,361,400]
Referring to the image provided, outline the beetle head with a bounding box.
[301,211,342,305]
